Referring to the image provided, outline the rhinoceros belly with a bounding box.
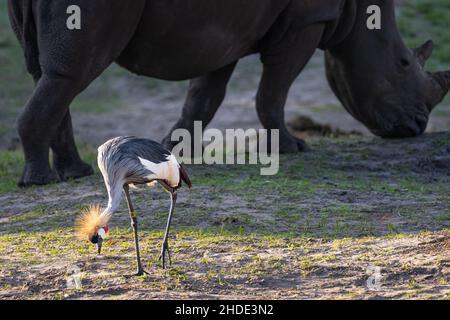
[116,0,288,80]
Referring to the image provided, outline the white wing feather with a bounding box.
[138,154,180,187]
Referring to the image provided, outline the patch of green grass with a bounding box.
[0,150,24,193]
[399,0,450,68]
[2,133,448,238]
[0,144,98,194]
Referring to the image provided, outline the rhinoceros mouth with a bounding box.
[369,109,429,138]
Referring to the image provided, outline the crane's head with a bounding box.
[75,205,111,254]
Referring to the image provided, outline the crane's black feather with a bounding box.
[179,164,192,188]
[115,137,171,164]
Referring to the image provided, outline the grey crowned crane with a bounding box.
[75,136,192,276]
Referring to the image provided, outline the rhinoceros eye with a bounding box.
[399,57,412,69]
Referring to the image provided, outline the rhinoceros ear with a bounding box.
[414,40,434,67]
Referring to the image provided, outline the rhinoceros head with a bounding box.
[324,0,450,138]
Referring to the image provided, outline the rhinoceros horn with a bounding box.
[432,70,450,92]
[413,40,450,110]
[428,70,450,110]
[413,40,434,67]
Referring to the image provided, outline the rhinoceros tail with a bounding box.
[7,0,42,81]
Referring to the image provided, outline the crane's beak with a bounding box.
[97,237,103,255]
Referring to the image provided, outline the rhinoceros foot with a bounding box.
[279,135,310,154]
[18,163,60,188]
[53,160,94,182]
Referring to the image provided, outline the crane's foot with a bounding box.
[158,241,172,269]
[125,268,149,278]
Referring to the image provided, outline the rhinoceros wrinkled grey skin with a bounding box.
[7,0,450,187]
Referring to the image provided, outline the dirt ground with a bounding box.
[1,132,449,299]
[0,230,448,300]
[1,48,449,299]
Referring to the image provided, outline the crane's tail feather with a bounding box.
[179,164,192,188]
[75,205,111,241]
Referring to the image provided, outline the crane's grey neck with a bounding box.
[102,182,123,215]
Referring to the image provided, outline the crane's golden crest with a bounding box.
[75,205,111,240]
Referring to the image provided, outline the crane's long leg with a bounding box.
[158,181,177,269]
[123,184,146,276]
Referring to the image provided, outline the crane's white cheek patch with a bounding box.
[98,228,107,239]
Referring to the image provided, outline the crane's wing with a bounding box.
[130,138,192,188]
[120,138,171,164]
[98,137,172,185]
[98,136,190,188]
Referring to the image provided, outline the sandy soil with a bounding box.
[0,231,448,300]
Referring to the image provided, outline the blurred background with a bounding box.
[0,0,449,150]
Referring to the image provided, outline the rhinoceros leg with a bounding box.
[257,24,325,153]
[50,111,94,181]
[15,1,146,187]
[162,61,238,151]
[17,76,83,187]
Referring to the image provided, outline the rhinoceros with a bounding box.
[8,0,450,186]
